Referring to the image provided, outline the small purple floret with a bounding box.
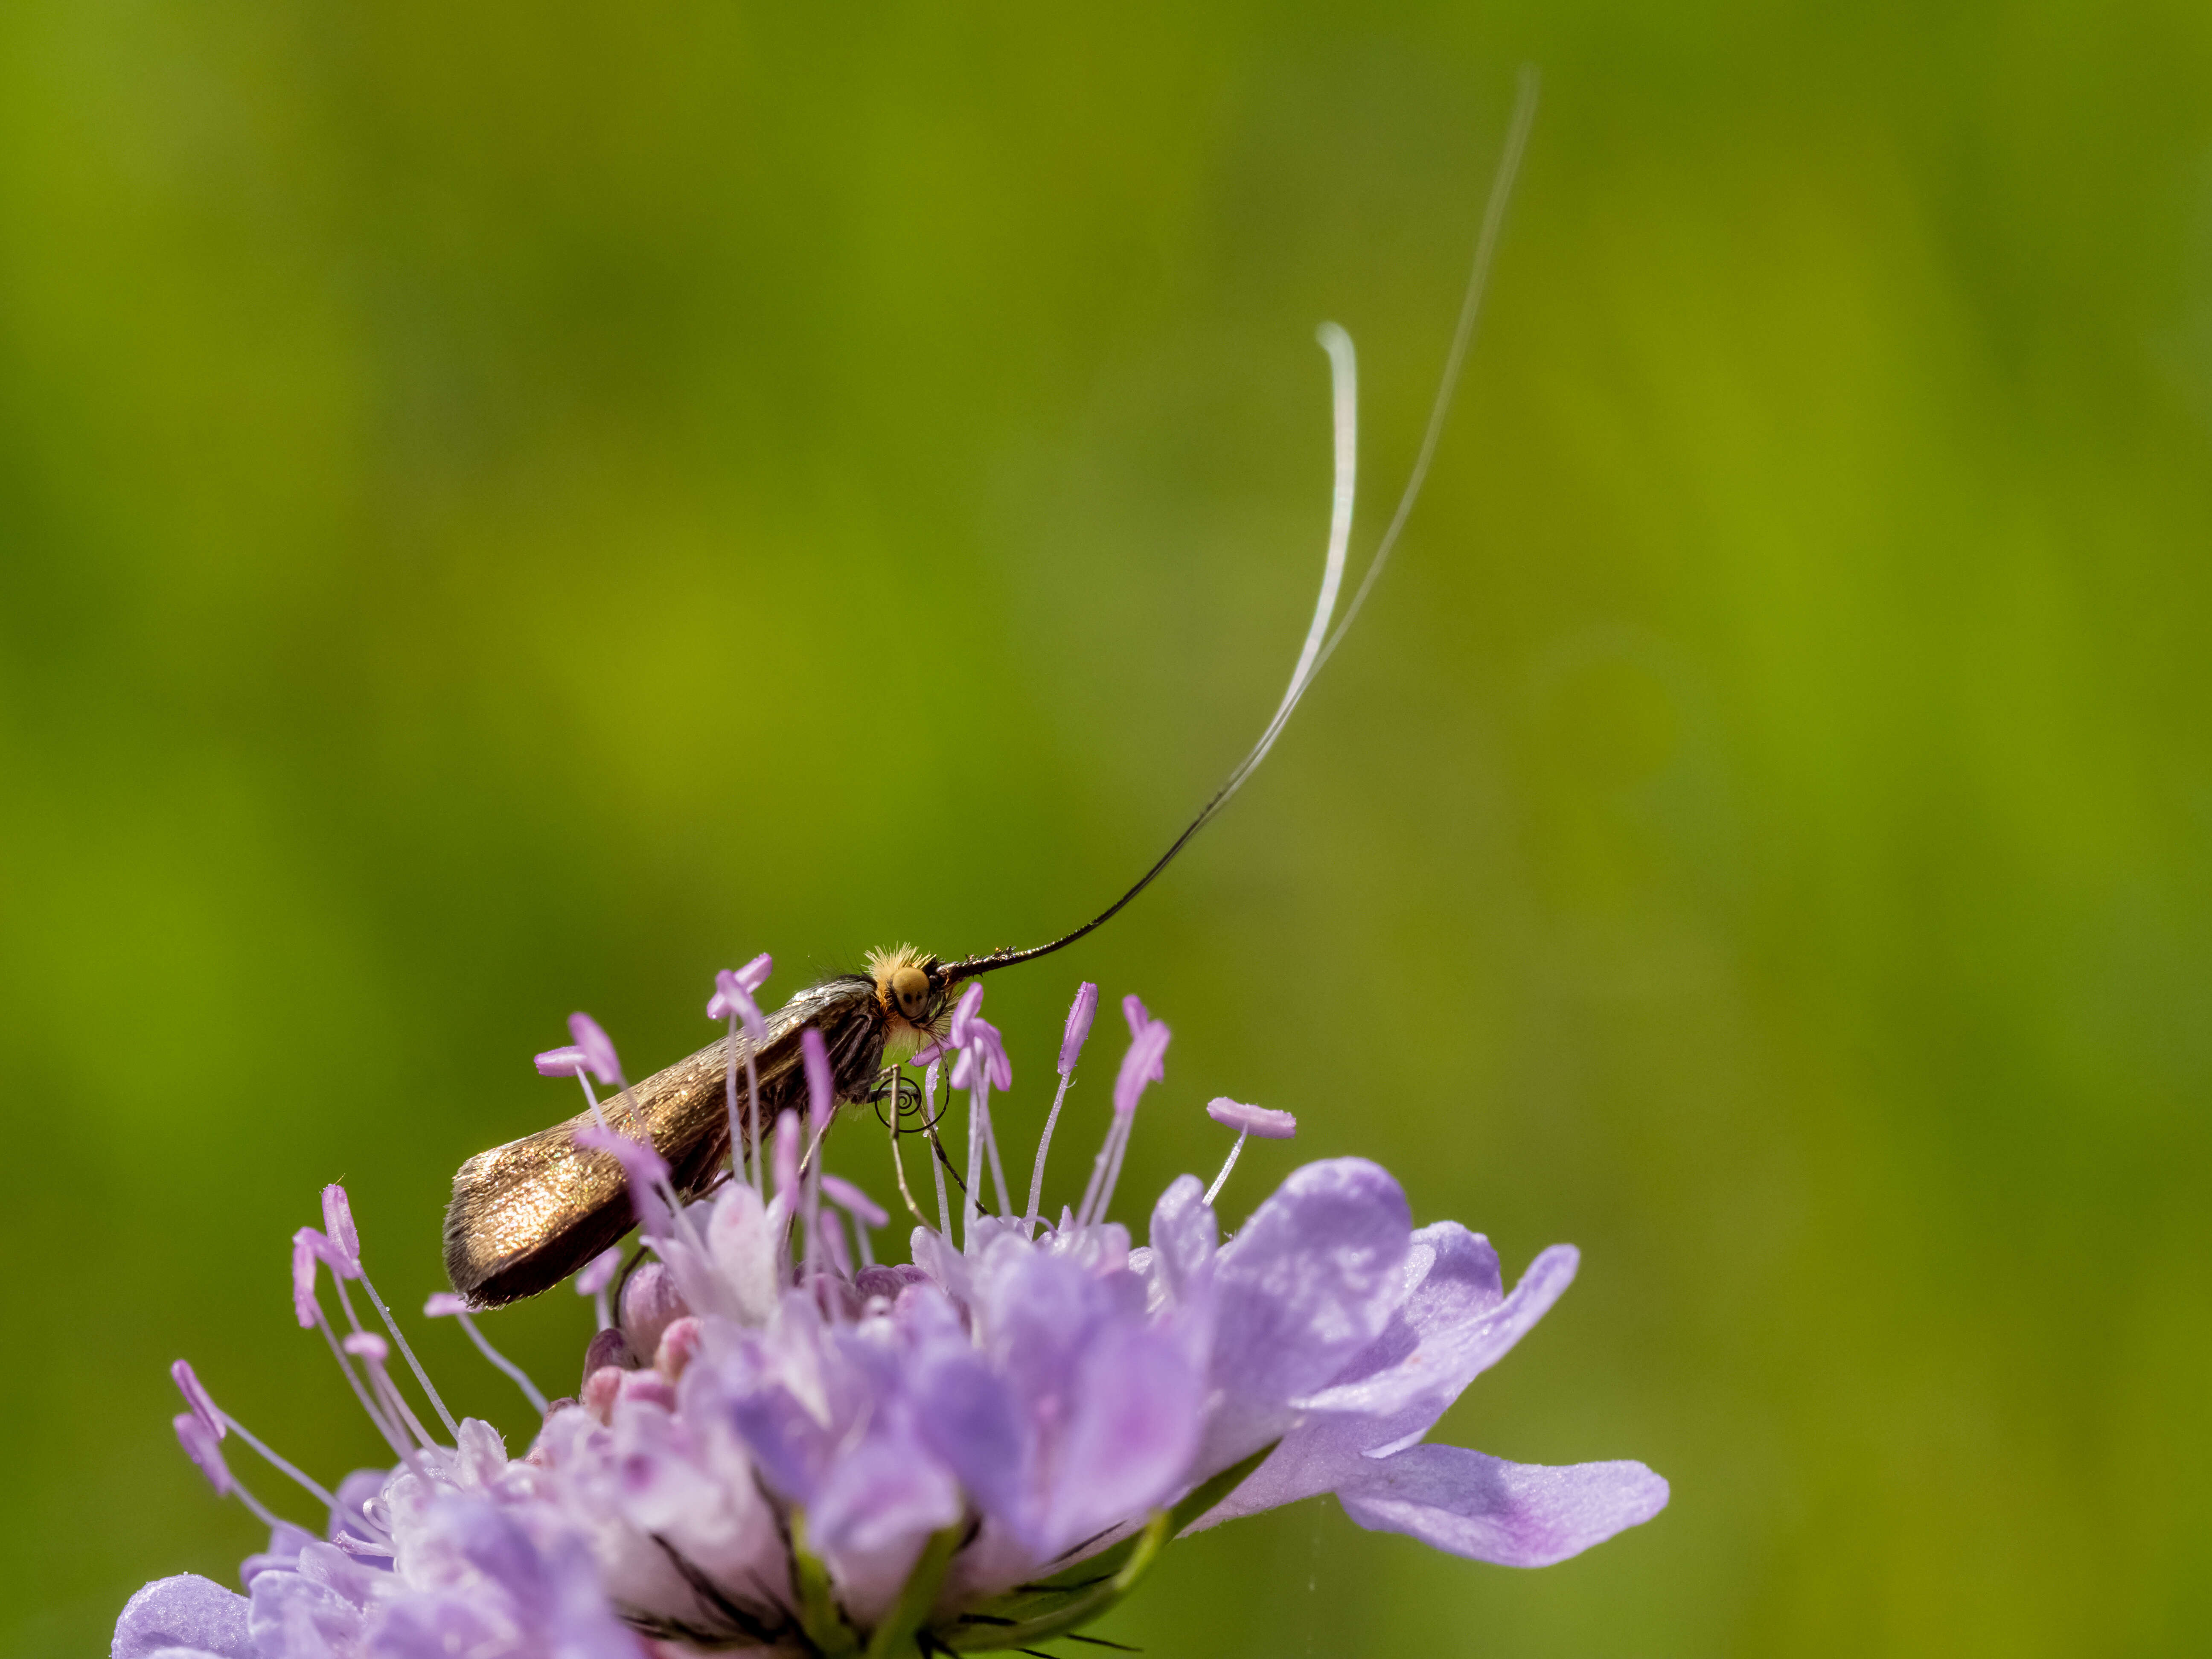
[1208,1097,1298,1139]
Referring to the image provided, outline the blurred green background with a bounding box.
[4,2,2209,1654]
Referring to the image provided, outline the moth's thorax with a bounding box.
[865,942,946,1063]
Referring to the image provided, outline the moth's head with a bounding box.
[865,943,949,1060]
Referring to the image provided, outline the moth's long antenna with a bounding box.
[948,67,1540,985]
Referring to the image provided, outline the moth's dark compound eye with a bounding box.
[891,966,931,1022]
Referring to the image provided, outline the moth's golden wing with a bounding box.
[442,976,879,1308]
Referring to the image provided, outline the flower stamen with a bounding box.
[709,954,774,1193]
[821,1173,888,1269]
[425,1292,550,1415]
[170,1359,342,1513]
[295,1228,415,1463]
[1025,981,1098,1234]
[323,1184,460,1439]
[1202,1098,1298,1206]
[172,1412,285,1531]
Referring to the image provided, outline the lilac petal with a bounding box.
[288,1541,386,1616]
[1057,981,1098,1076]
[821,1174,889,1230]
[1146,1174,1217,1305]
[240,1522,316,1589]
[1296,1240,1573,1426]
[1039,1321,1204,1557]
[1207,1098,1296,1139]
[910,1345,1027,1536]
[370,1598,504,1659]
[417,1495,542,1596]
[113,1575,253,1659]
[533,1044,588,1078]
[1335,1444,1669,1566]
[319,1186,360,1271]
[801,1027,834,1127]
[810,1425,962,1559]
[728,1380,835,1503]
[245,1568,364,1657]
[974,1243,1123,1409]
[173,1414,232,1496]
[706,1182,779,1321]
[1212,1158,1412,1407]
[567,1012,623,1086]
[170,1360,223,1439]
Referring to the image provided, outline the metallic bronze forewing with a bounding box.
[443,975,884,1308]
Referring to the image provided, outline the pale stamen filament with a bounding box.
[454,1311,550,1416]
[215,1412,342,1513]
[1023,1068,1076,1236]
[1203,1131,1250,1207]
[355,1267,459,1439]
[311,1304,413,1463]
[888,1080,932,1229]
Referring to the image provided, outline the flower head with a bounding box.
[118,972,1666,1659]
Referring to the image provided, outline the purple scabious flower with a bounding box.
[117,976,1666,1658]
